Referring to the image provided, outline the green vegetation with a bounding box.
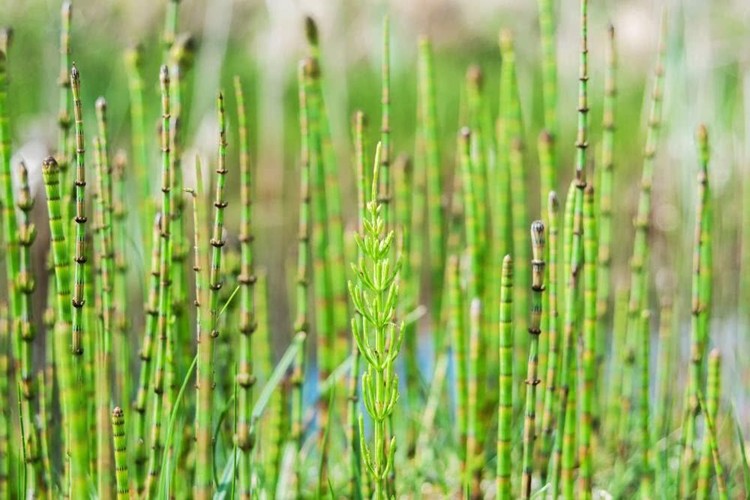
[0,0,748,498]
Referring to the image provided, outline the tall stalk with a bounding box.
[17,161,40,496]
[496,255,513,500]
[145,66,172,497]
[522,222,545,498]
[697,349,725,500]
[124,44,150,203]
[681,124,712,497]
[290,61,312,496]
[417,37,444,317]
[94,97,115,498]
[538,191,559,476]
[234,76,256,499]
[348,143,403,500]
[42,156,90,496]
[578,184,597,499]
[638,309,652,498]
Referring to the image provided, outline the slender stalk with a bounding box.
[94,97,116,498]
[417,36,444,317]
[124,44,150,202]
[682,124,711,497]
[539,191,559,474]
[112,407,130,499]
[578,184,597,499]
[596,23,616,346]
[145,66,172,498]
[57,2,73,199]
[379,16,391,228]
[638,309,652,498]
[234,76,256,499]
[497,256,513,500]
[134,215,162,493]
[466,297,482,499]
[42,156,90,496]
[16,160,40,495]
[290,61,312,496]
[195,92,228,500]
[0,306,7,499]
[522,222,545,498]
[536,0,558,136]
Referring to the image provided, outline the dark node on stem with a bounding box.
[305,16,319,46]
[467,64,483,89]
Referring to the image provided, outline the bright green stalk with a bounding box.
[290,61,312,496]
[234,76,256,499]
[349,143,403,500]
[466,66,489,268]
[521,222,545,498]
[42,156,90,496]
[133,214,161,492]
[145,66,172,498]
[379,16,391,229]
[16,161,40,495]
[550,163,586,496]
[112,407,130,499]
[497,255,513,500]
[70,64,87,359]
[111,152,129,411]
[347,110,369,500]
[124,45,150,202]
[70,65,94,496]
[446,255,468,487]
[697,349,726,500]
[537,131,556,392]
[304,18,349,366]
[578,184,597,499]
[195,92,228,500]
[57,2,73,195]
[393,154,420,453]
[682,124,711,497]
[0,306,7,499]
[638,309,653,498]
[625,18,666,469]
[417,36,444,316]
[536,0,558,136]
[499,31,530,359]
[539,191,559,475]
[596,23,616,341]
[467,298,482,498]
[94,97,116,499]
[302,59,335,482]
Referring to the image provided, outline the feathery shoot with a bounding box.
[348,143,403,500]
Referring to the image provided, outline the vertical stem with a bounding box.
[522,222,545,498]
[496,256,513,500]
[638,309,652,498]
[111,407,130,499]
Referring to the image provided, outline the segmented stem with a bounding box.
[497,256,513,500]
[112,407,130,499]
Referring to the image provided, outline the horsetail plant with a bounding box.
[111,407,130,500]
[447,255,468,493]
[94,97,115,498]
[42,156,90,496]
[496,255,513,500]
[195,91,229,500]
[16,161,40,495]
[57,2,73,191]
[521,221,545,499]
[579,184,597,499]
[234,75,257,499]
[145,66,173,498]
[290,60,313,497]
[682,124,712,497]
[348,142,404,500]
